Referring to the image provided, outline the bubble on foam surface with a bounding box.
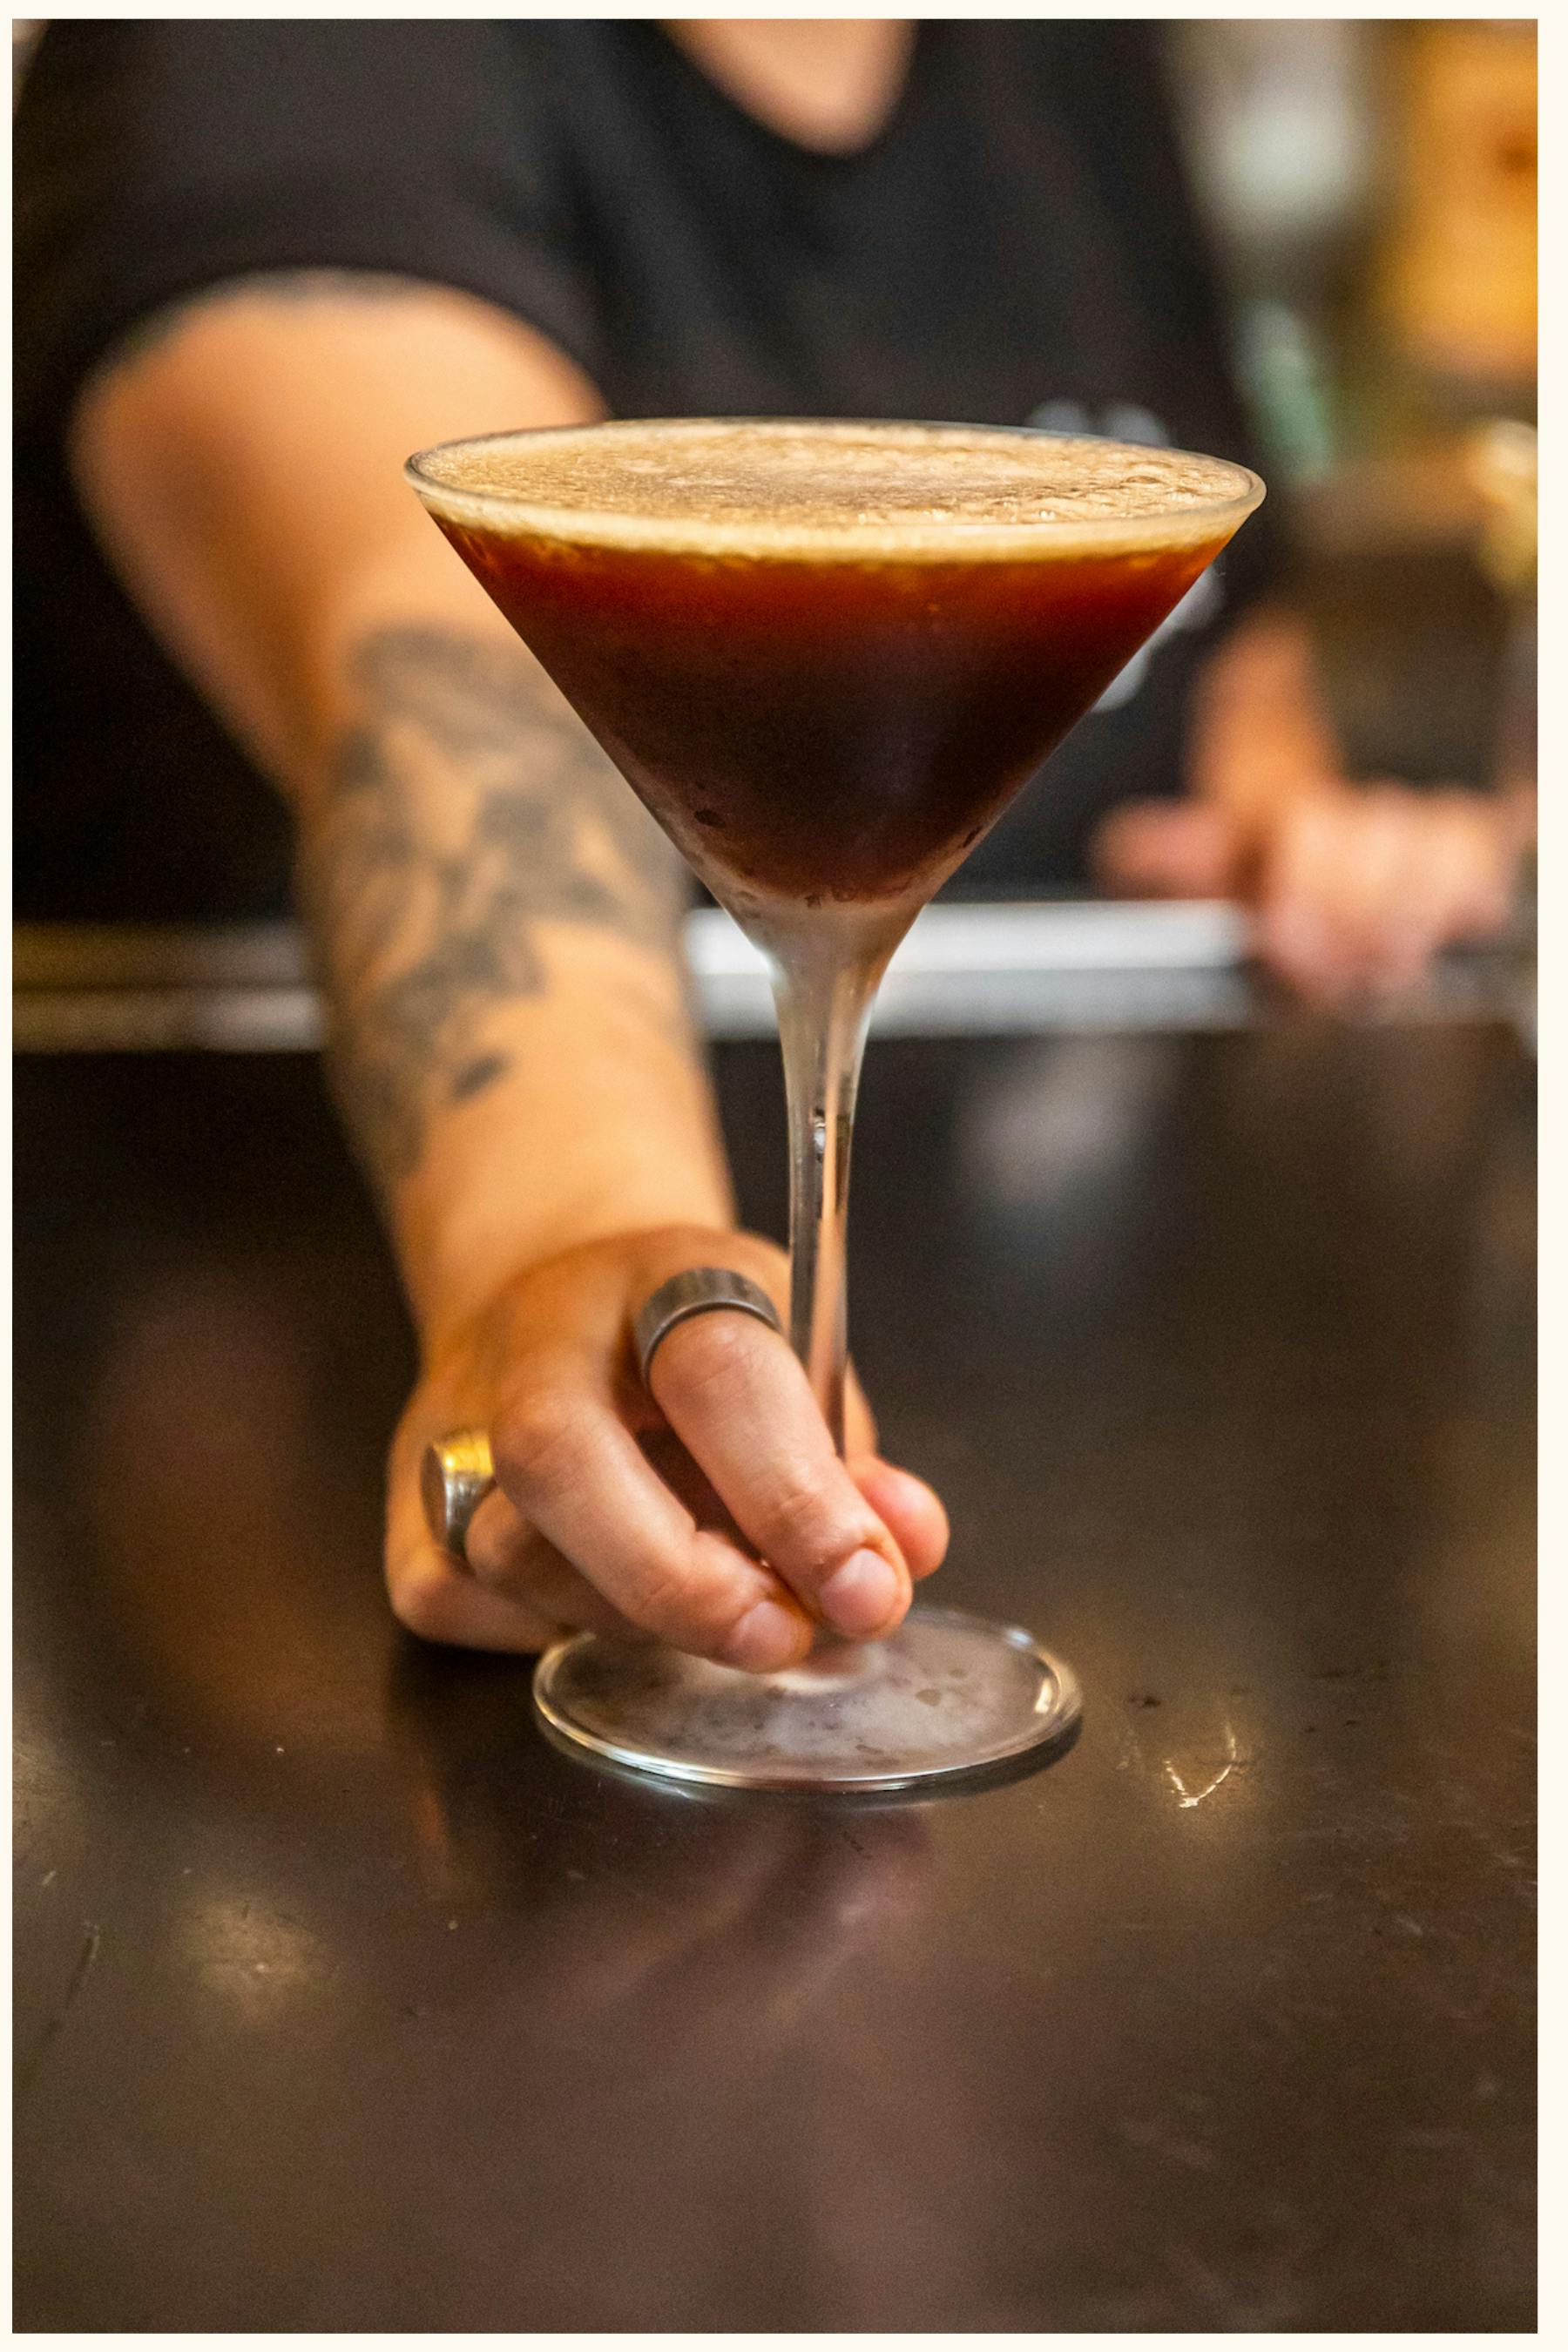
[538,1606,1073,1786]
[412,419,1259,557]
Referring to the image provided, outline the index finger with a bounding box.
[647,1309,913,1641]
[491,1367,815,1673]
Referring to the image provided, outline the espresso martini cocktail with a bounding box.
[409,419,1263,1792]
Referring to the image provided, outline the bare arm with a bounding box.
[72,277,721,1308]
[73,276,946,1656]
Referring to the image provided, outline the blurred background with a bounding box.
[12,16,1537,1042]
[14,36,1537,2326]
[1173,17,1535,802]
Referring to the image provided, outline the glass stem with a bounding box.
[771,946,881,1458]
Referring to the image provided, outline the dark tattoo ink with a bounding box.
[299,625,689,1189]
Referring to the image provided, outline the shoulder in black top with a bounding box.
[15,20,1279,920]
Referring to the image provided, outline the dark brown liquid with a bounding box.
[436,519,1229,913]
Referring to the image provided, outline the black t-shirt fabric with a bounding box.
[15,19,1280,922]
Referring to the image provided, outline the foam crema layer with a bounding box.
[409,417,1262,561]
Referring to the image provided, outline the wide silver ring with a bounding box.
[421,1429,495,1565]
[632,1266,784,1389]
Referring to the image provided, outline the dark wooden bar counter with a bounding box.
[14,1016,1535,2330]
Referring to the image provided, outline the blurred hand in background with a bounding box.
[1096,607,1532,1005]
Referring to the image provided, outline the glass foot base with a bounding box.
[533,1604,1081,1794]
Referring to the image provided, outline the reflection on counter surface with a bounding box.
[16,1012,1533,2328]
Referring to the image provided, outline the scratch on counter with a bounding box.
[1122,2116,1220,2173]
[1164,1725,1240,1809]
[17,1922,102,2099]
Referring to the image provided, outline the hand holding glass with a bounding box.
[408,420,1261,1790]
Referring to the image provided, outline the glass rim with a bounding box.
[405,415,1265,561]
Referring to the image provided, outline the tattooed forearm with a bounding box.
[297,624,690,1190]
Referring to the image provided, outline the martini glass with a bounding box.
[408,419,1262,1793]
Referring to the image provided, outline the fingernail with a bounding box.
[819,1549,902,1638]
[721,1598,806,1674]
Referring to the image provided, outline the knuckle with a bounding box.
[463,1512,523,1592]
[612,1538,757,1656]
[493,1389,585,1498]
[654,1309,767,1408]
[755,1469,855,1572]
[618,1558,720,1649]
